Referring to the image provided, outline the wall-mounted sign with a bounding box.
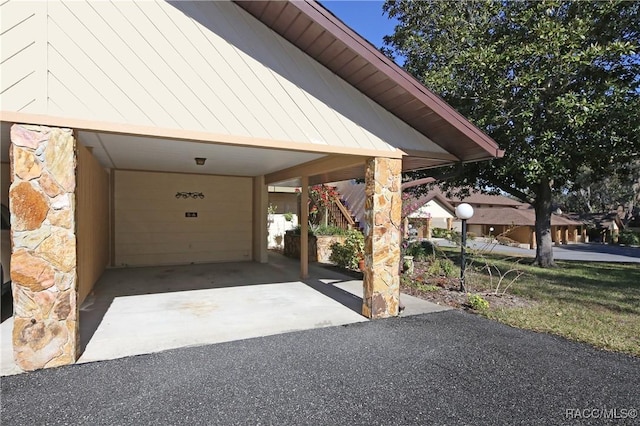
[176,192,204,199]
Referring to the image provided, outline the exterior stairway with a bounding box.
[309,184,361,231]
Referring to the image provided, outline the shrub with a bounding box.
[467,293,489,311]
[288,224,348,236]
[618,230,640,246]
[431,227,449,238]
[416,283,440,292]
[426,257,456,277]
[313,225,348,236]
[496,235,519,246]
[288,225,313,236]
[447,230,462,246]
[329,229,365,270]
[283,212,294,222]
[404,240,436,261]
[329,242,352,269]
[440,258,456,277]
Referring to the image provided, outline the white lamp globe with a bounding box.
[455,203,474,220]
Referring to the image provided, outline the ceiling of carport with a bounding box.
[78,131,326,177]
[1,122,327,178]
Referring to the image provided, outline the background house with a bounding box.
[334,181,584,249]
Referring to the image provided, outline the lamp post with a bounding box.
[455,203,474,292]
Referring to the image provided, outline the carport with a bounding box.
[1,0,501,372]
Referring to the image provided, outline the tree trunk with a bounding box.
[533,178,556,267]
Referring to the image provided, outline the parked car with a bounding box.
[1,204,10,295]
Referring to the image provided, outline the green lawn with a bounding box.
[443,249,640,356]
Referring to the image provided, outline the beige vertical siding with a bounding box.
[2,1,446,155]
[76,144,109,304]
[114,170,252,266]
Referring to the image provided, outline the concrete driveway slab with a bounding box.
[78,281,367,364]
[1,253,445,376]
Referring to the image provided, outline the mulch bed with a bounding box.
[312,256,533,312]
[401,262,534,311]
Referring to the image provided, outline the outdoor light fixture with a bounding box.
[455,203,474,292]
[195,157,206,166]
[175,192,205,199]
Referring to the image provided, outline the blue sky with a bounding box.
[319,1,398,49]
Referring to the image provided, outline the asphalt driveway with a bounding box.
[2,311,638,425]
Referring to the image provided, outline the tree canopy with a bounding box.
[383,0,640,266]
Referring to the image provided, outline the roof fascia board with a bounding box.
[1,111,403,159]
[287,1,503,159]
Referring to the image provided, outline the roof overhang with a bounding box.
[2,1,503,187]
[235,0,504,164]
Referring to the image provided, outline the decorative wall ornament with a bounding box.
[175,192,205,199]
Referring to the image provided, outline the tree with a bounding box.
[555,161,640,219]
[383,0,640,266]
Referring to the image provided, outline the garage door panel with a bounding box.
[116,235,252,253]
[118,250,251,267]
[115,219,252,235]
[115,170,253,266]
[115,230,252,245]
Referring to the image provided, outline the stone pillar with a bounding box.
[9,124,78,371]
[562,227,569,245]
[363,157,401,319]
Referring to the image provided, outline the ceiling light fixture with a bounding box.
[195,157,206,166]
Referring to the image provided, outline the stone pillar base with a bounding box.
[9,124,78,371]
[362,157,401,319]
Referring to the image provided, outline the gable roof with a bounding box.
[235,0,503,166]
[445,190,526,208]
[2,0,502,181]
[407,192,456,218]
[403,186,525,216]
[467,207,583,227]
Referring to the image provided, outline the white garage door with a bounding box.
[114,170,253,266]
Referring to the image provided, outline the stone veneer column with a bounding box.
[9,124,78,371]
[362,157,401,319]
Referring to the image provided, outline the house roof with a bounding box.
[446,190,525,207]
[404,187,525,216]
[2,0,501,184]
[407,192,456,219]
[333,181,583,228]
[467,207,583,227]
[235,0,503,166]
